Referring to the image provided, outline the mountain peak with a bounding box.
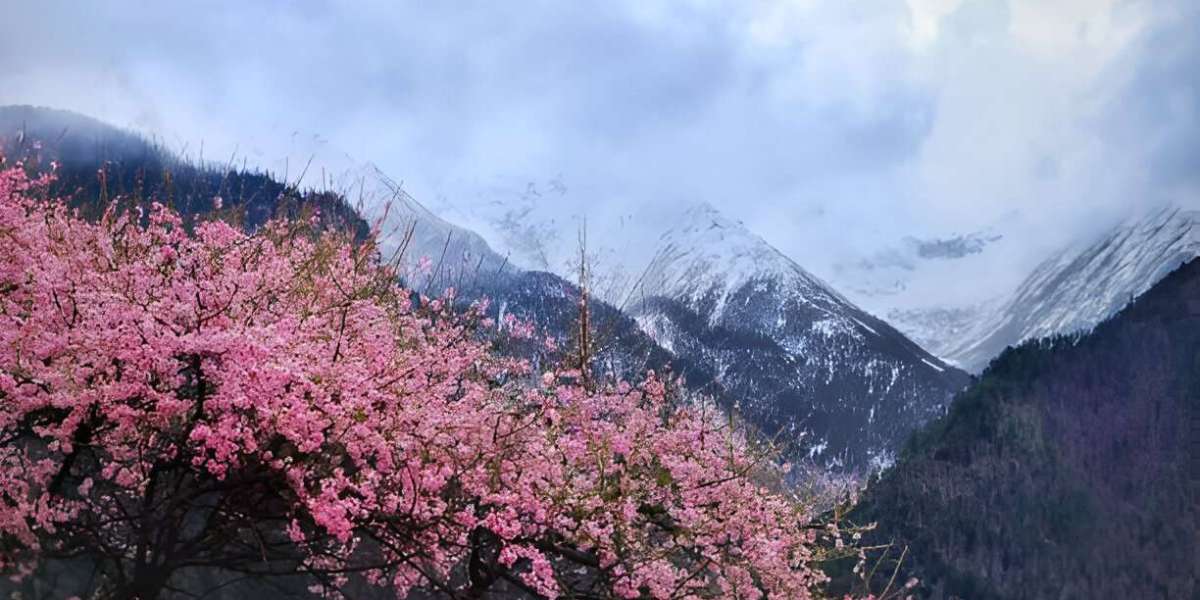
[636,203,846,321]
[672,201,740,231]
[628,203,967,470]
[918,202,1200,372]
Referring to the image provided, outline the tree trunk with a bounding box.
[113,565,169,600]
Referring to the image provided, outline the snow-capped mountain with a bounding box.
[625,204,969,471]
[922,205,1200,373]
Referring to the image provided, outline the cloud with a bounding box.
[0,0,1195,312]
[906,232,1003,260]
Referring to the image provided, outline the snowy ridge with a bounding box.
[626,203,968,471]
[314,161,509,278]
[291,159,510,294]
[935,205,1200,372]
[631,203,867,338]
[247,130,511,291]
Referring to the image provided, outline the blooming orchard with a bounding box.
[0,164,838,599]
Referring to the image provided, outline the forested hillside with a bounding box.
[837,260,1200,599]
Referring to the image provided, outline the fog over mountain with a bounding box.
[3,1,1198,318]
[898,205,1200,372]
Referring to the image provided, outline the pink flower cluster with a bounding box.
[0,165,834,598]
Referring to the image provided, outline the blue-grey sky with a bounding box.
[1,0,1197,311]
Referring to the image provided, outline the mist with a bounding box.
[1,0,1197,312]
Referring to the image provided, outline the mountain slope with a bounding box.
[626,204,969,471]
[921,206,1200,372]
[842,259,1200,600]
[303,160,512,293]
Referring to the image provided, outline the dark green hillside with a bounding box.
[836,259,1200,599]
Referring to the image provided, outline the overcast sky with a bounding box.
[2,0,1197,311]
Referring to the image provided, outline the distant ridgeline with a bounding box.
[0,105,369,240]
[832,259,1200,599]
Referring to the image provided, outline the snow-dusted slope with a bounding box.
[885,301,998,368]
[934,206,1200,373]
[633,204,860,333]
[226,126,511,293]
[626,204,968,471]
[325,163,510,290]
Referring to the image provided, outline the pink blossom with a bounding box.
[0,164,842,598]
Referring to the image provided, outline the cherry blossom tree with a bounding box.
[0,163,843,599]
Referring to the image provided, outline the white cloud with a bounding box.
[0,0,1194,314]
[905,0,964,50]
